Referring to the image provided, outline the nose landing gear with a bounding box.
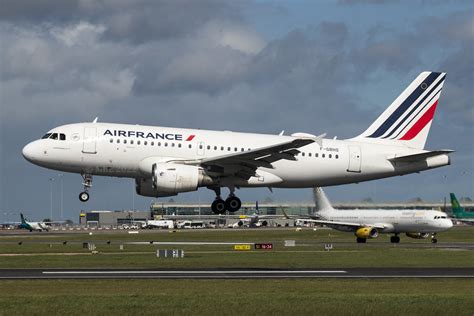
[79,174,92,202]
[431,233,438,244]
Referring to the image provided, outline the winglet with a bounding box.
[92,117,98,123]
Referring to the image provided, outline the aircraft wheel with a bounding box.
[211,199,226,214]
[390,236,400,243]
[431,238,438,244]
[225,196,242,213]
[356,237,367,243]
[79,191,90,202]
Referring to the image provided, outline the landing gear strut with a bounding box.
[390,235,400,243]
[210,187,242,214]
[79,174,92,202]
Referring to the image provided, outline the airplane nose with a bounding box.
[22,142,38,163]
[446,219,453,229]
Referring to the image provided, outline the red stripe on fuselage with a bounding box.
[186,135,195,141]
[400,100,438,140]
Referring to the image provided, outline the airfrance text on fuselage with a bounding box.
[104,129,195,141]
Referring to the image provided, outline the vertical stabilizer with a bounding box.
[313,187,335,213]
[353,71,446,149]
[20,213,26,224]
[450,193,464,217]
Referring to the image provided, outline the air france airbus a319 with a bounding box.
[23,71,453,214]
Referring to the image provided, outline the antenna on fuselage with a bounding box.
[92,117,98,123]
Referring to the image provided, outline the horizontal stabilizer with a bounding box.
[388,150,454,163]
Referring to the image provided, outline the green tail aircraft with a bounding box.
[18,213,50,232]
[450,193,474,223]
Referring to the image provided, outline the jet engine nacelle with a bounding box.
[135,178,160,197]
[355,227,378,239]
[136,163,213,197]
[152,163,213,196]
[405,232,430,239]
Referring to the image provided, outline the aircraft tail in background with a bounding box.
[450,193,474,221]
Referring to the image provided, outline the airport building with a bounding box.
[79,200,474,227]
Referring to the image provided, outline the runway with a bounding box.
[0,268,473,279]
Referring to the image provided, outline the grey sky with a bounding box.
[0,1,472,221]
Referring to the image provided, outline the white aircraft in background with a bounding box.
[230,201,281,228]
[301,188,453,243]
[18,213,51,232]
[22,71,452,214]
[142,219,175,229]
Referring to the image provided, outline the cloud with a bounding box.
[0,2,472,219]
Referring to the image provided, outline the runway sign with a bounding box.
[255,243,273,250]
[234,244,251,251]
[157,249,184,258]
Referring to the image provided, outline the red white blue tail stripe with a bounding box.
[356,71,446,149]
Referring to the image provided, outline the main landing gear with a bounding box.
[390,234,400,243]
[210,187,242,214]
[79,174,92,202]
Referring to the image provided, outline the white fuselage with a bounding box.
[317,209,453,233]
[22,122,450,190]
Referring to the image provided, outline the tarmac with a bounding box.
[0,268,473,279]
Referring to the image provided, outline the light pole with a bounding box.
[49,177,54,221]
[58,174,63,220]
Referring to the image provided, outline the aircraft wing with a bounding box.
[451,218,474,225]
[301,218,386,230]
[388,150,454,163]
[181,137,315,179]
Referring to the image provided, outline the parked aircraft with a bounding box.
[142,219,175,229]
[22,72,452,214]
[230,201,278,228]
[450,193,474,224]
[299,188,453,243]
[18,213,51,232]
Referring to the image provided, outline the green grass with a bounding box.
[0,279,473,315]
[0,227,473,315]
[0,227,473,269]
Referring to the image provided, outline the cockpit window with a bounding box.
[50,133,58,140]
[42,133,52,139]
[60,133,66,140]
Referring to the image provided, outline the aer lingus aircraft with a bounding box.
[22,71,452,214]
[299,188,453,243]
[450,193,474,224]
